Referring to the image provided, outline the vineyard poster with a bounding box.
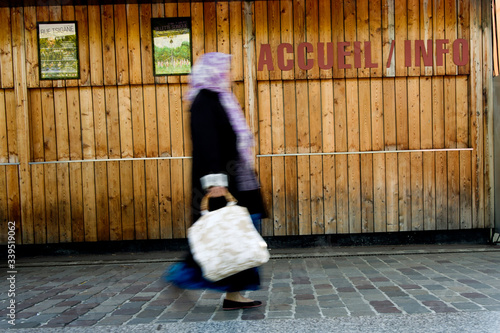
[37,22,79,80]
[152,17,192,76]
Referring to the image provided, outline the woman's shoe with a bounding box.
[222,299,263,310]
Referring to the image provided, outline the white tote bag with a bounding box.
[187,192,270,282]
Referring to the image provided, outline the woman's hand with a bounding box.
[208,186,228,198]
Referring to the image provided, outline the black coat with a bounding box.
[190,89,265,222]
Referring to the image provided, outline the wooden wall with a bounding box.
[0,0,494,245]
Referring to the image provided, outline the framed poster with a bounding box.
[151,17,192,76]
[37,21,80,80]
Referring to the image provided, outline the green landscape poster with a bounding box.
[152,18,192,76]
[38,22,79,80]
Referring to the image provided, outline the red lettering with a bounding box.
[297,42,314,70]
[405,40,412,67]
[435,39,449,67]
[415,40,433,67]
[453,39,469,66]
[317,42,334,69]
[337,42,351,69]
[277,43,293,70]
[364,42,378,68]
[354,42,362,68]
[258,44,274,71]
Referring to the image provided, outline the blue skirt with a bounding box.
[164,214,262,293]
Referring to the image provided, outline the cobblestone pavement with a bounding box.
[1,245,500,331]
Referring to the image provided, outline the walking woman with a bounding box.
[165,52,267,311]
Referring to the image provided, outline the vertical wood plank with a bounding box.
[394,0,408,76]
[270,82,285,235]
[191,2,204,66]
[382,0,396,76]
[156,84,172,238]
[395,77,410,231]
[357,0,370,78]
[75,5,90,86]
[93,87,109,241]
[29,90,43,162]
[305,0,319,79]
[140,3,154,84]
[408,77,423,230]
[255,1,268,81]
[322,80,336,233]
[383,78,398,231]
[423,151,436,230]
[267,0,281,80]
[369,0,383,77]
[54,89,71,242]
[133,160,147,239]
[335,80,348,233]
[483,0,494,229]
[88,4,103,86]
[332,0,345,78]
[456,76,469,148]
[0,91,7,163]
[120,160,134,240]
[95,161,109,241]
[217,1,230,54]
[457,0,470,75]
[447,151,460,229]
[460,150,472,229]
[407,0,420,76]
[294,0,306,79]
[318,0,332,78]
[343,0,356,78]
[0,7,13,88]
[7,9,32,245]
[433,0,446,75]
[229,1,243,81]
[359,79,373,233]
[346,80,361,233]
[0,167,7,243]
[445,0,457,75]
[144,85,158,239]
[420,77,435,230]
[127,2,142,85]
[80,87,97,241]
[24,6,39,88]
[66,87,84,242]
[296,80,311,235]
[420,0,433,75]
[309,81,323,234]
[283,81,298,235]
[115,4,130,85]
[371,78,386,232]
[204,1,217,53]
[169,84,185,238]
[433,76,445,148]
[32,164,46,243]
[102,5,117,85]
[40,89,59,243]
[435,150,448,229]
[258,156,273,236]
[108,160,122,240]
[469,0,483,229]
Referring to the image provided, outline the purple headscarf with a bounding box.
[186,52,259,191]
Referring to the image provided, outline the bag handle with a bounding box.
[200,191,238,214]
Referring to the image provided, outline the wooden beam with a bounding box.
[11,7,33,244]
